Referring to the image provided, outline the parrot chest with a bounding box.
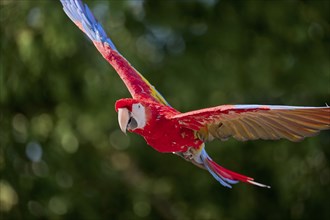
[134,115,203,153]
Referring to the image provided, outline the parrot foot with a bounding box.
[183,147,195,160]
[173,145,205,169]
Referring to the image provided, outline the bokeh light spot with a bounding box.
[136,35,164,63]
[31,113,53,139]
[153,178,173,197]
[0,180,18,212]
[27,7,43,28]
[48,196,68,216]
[28,200,44,217]
[133,200,151,218]
[111,152,131,171]
[166,34,185,55]
[12,113,28,134]
[26,142,42,162]
[12,113,28,143]
[32,160,49,177]
[77,114,96,142]
[61,133,79,154]
[308,22,324,40]
[17,29,33,62]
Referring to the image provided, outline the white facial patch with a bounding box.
[131,103,147,129]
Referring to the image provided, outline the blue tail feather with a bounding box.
[204,160,233,188]
[201,149,239,188]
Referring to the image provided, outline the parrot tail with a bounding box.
[61,0,117,50]
[200,148,270,188]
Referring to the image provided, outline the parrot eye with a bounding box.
[127,117,138,130]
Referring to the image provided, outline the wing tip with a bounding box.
[60,0,117,50]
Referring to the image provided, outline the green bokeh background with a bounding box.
[1,0,330,219]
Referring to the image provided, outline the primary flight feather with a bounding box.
[60,0,330,188]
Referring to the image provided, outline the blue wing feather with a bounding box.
[61,0,117,50]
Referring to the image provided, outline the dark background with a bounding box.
[1,0,330,219]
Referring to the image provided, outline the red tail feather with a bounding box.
[207,159,271,188]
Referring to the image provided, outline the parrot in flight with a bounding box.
[60,0,330,188]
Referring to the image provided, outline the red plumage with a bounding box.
[116,99,203,153]
[61,0,330,188]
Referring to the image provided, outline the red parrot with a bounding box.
[60,0,330,188]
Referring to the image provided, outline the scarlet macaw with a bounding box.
[60,0,330,188]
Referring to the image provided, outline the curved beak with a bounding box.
[118,108,130,134]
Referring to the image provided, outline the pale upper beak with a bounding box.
[118,108,130,134]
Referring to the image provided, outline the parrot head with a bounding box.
[115,98,148,133]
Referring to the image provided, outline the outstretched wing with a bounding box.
[172,105,330,142]
[60,0,169,106]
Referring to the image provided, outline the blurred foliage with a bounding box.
[1,0,330,219]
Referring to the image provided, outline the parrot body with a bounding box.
[60,0,330,188]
